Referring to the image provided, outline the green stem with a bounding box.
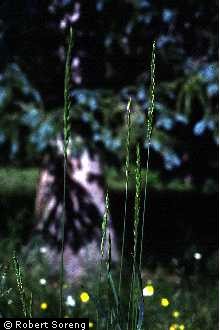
[59,156,67,317]
[119,97,131,297]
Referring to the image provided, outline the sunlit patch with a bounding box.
[89,321,94,328]
[169,324,178,330]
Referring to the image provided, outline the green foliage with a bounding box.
[0,0,218,191]
[0,64,43,164]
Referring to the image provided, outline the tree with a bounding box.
[0,0,218,191]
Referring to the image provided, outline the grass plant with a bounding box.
[93,41,156,329]
[5,34,157,327]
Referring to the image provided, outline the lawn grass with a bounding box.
[0,166,194,196]
[0,167,39,195]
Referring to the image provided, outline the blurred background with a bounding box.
[0,0,218,326]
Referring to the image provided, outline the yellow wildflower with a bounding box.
[160,298,170,307]
[143,284,154,297]
[179,325,185,330]
[40,302,48,310]
[80,292,90,303]
[172,310,180,318]
[89,322,94,328]
[169,324,178,330]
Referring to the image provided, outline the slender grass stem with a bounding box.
[118,97,132,297]
[59,27,73,318]
[59,157,66,318]
[126,42,156,329]
[133,144,141,266]
[97,191,109,329]
[127,144,142,330]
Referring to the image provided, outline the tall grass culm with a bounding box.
[127,144,143,330]
[97,191,110,328]
[139,41,156,270]
[94,41,156,329]
[118,97,132,297]
[126,41,156,330]
[119,41,156,300]
[60,27,73,318]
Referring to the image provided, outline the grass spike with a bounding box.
[139,40,156,270]
[101,191,110,258]
[133,144,142,264]
[63,27,73,159]
[119,97,132,296]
